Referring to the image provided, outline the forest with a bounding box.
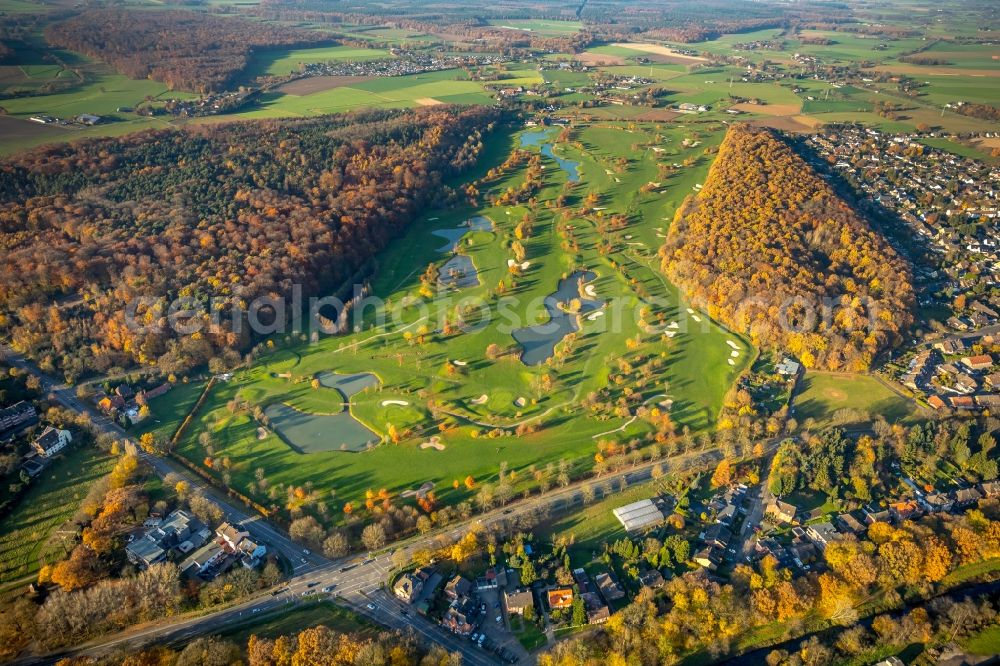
[660,125,914,371]
[44,9,334,92]
[0,106,503,381]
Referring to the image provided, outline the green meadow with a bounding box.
[244,46,394,79]
[143,122,752,526]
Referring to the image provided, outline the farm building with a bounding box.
[612,498,666,533]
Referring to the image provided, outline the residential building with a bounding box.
[835,513,865,534]
[581,592,610,624]
[216,522,250,551]
[638,569,665,589]
[805,522,840,550]
[125,509,207,568]
[694,546,723,570]
[961,355,993,372]
[394,573,424,603]
[953,486,983,508]
[31,427,71,458]
[0,401,38,435]
[181,542,226,577]
[922,493,954,513]
[889,500,922,523]
[765,499,797,524]
[445,574,473,602]
[547,587,574,610]
[504,587,534,616]
[702,523,732,549]
[594,572,625,602]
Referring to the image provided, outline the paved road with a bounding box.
[3,343,726,664]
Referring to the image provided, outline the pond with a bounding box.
[520,129,582,182]
[430,215,494,253]
[265,371,381,453]
[512,270,604,366]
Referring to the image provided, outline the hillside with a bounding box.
[0,106,502,380]
[45,9,334,93]
[660,124,913,371]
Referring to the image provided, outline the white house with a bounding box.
[32,427,71,458]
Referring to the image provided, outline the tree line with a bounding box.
[660,125,914,371]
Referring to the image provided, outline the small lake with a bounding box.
[520,129,582,182]
[512,270,604,366]
[265,371,381,453]
[430,215,494,253]
[438,254,479,289]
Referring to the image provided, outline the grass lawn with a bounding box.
[793,372,917,427]
[942,557,1000,587]
[962,624,1000,656]
[141,380,208,442]
[0,446,113,587]
[509,614,547,650]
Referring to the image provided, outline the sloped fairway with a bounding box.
[0,447,112,588]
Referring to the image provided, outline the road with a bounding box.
[736,441,782,562]
[3,343,726,664]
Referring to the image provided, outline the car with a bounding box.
[302,549,311,555]
[363,556,375,564]
[340,564,357,572]
[495,615,503,623]
[366,603,377,611]
[307,581,319,588]
[494,602,500,609]
[322,585,335,593]
[252,608,262,613]
[301,590,312,596]
[300,557,308,564]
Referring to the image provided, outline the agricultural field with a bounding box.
[0,446,113,589]
[487,19,582,36]
[155,121,752,527]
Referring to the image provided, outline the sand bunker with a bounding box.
[584,285,597,297]
[587,311,605,321]
[507,259,531,270]
[256,427,268,441]
[691,314,702,322]
[686,308,694,314]
[415,97,444,106]
[401,481,436,498]
[727,340,740,349]
[451,359,468,367]
[728,359,736,366]
[470,394,489,405]
[730,351,740,358]
[514,397,527,408]
[420,437,446,451]
[381,399,410,407]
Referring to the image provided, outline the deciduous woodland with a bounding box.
[660,125,913,371]
[44,9,333,92]
[0,107,502,380]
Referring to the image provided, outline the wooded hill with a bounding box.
[0,107,502,380]
[660,125,913,371]
[45,9,334,93]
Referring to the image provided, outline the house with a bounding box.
[953,486,983,508]
[776,358,800,376]
[216,522,250,551]
[394,573,424,603]
[581,592,610,624]
[922,493,954,513]
[765,499,797,524]
[889,500,922,523]
[444,575,473,601]
[0,401,38,435]
[504,587,534,616]
[961,355,993,372]
[835,513,865,534]
[863,505,890,524]
[805,522,840,550]
[31,427,71,458]
[77,113,102,125]
[594,572,625,602]
[547,587,574,610]
[442,600,475,635]
[985,373,1000,390]
[788,539,818,566]
[97,395,125,413]
[126,509,207,568]
[693,546,723,570]
[237,537,266,567]
[181,542,227,577]
[927,395,948,410]
[638,569,665,589]
[115,384,134,399]
[934,339,965,355]
[979,481,1000,499]
[874,658,905,666]
[137,383,171,405]
[702,523,732,549]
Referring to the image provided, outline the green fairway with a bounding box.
[0,446,113,587]
[149,121,751,528]
[793,372,918,426]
